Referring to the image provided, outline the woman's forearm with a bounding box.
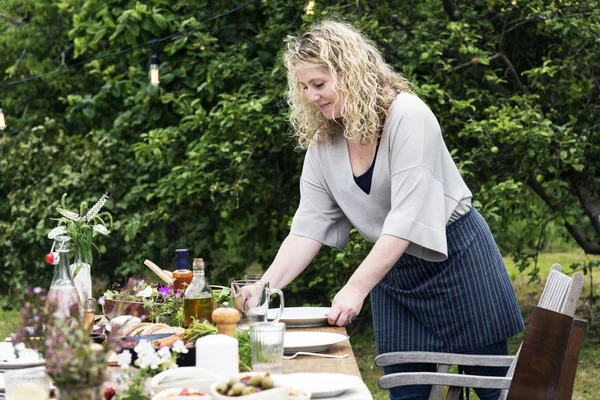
[347,234,410,297]
[261,233,322,289]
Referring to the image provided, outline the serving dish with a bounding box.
[151,367,223,394]
[152,387,212,399]
[103,299,152,320]
[209,373,292,400]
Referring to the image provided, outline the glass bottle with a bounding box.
[45,236,81,319]
[184,258,214,327]
[172,249,193,294]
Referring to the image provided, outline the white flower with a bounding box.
[134,340,154,357]
[92,224,110,235]
[84,193,109,221]
[117,350,132,370]
[172,340,189,354]
[136,286,153,298]
[47,226,67,239]
[55,207,81,221]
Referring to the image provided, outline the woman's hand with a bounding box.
[327,284,367,326]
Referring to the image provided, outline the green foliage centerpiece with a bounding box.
[48,193,113,303]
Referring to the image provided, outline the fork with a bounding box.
[283,352,349,360]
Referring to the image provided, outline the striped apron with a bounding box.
[371,207,524,354]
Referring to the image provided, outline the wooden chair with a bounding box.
[375,264,585,400]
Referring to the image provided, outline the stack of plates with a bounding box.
[268,306,331,328]
[0,342,48,394]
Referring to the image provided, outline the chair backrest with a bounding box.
[538,264,584,316]
[499,263,584,400]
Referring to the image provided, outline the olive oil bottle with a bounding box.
[183,258,213,327]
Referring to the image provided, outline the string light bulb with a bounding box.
[306,0,315,15]
[150,55,160,86]
[0,100,6,130]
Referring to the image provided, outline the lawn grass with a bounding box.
[0,307,20,341]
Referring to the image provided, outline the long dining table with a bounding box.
[282,325,374,399]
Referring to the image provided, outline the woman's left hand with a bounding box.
[327,284,367,327]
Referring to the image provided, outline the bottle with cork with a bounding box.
[173,249,193,294]
[183,258,213,327]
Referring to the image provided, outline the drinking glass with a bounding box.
[5,368,50,400]
[249,322,286,375]
[83,297,96,333]
[231,280,284,330]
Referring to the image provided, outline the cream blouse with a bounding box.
[290,93,472,262]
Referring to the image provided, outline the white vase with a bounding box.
[70,261,92,305]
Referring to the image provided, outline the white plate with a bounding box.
[0,343,45,371]
[0,360,46,370]
[268,307,331,327]
[274,373,357,398]
[283,332,348,354]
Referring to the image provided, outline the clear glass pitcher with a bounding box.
[231,280,284,330]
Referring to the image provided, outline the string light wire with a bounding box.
[0,0,259,90]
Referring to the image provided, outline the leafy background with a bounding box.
[1,0,599,314]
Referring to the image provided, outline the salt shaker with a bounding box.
[195,334,239,379]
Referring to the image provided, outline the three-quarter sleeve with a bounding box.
[380,95,449,261]
[290,146,352,250]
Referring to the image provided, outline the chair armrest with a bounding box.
[375,352,515,367]
[378,371,512,390]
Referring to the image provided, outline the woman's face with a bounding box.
[296,65,343,120]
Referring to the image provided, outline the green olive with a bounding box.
[228,377,240,387]
[231,382,247,396]
[261,376,275,390]
[241,386,257,395]
[248,375,263,387]
[215,382,228,394]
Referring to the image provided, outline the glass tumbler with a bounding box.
[5,367,50,400]
[249,322,286,375]
[83,297,96,333]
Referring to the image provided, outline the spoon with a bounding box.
[283,352,348,360]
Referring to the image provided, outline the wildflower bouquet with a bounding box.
[110,339,188,400]
[13,288,113,389]
[48,193,112,272]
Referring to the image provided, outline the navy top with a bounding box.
[353,138,381,195]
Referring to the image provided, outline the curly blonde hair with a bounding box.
[283,20,412,149]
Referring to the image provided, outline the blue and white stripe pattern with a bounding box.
[371,208,524,354]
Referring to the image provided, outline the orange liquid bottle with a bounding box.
[173,249,193,294]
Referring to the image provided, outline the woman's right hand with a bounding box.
[327,283,366,326]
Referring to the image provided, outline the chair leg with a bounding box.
[447,387,462,400]
[428,364,450,400]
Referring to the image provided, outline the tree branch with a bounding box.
[498,52,529,94]
[441,0,461,21]
[570,173,600,237]
[529,177,600,254]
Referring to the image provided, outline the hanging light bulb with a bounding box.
[150,55,160,86]
[306,0,315,15]
[0,101,6,130]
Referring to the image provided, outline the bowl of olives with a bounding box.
[209,373,291,400]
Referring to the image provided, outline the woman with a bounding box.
[261,20,524,400]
